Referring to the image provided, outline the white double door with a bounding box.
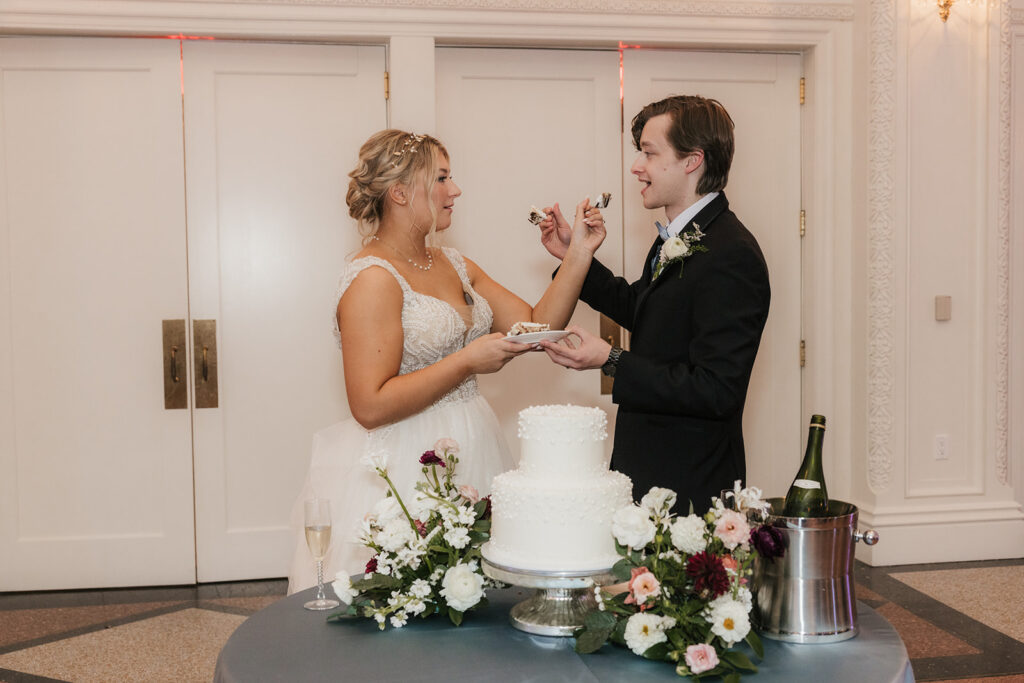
[0,38,799,591]
[437,48,803,499]
[0,37,385,590]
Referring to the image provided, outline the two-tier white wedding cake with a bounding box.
[482,404,632,572]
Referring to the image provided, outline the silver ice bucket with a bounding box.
[752,498,878,643]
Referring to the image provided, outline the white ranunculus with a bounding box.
[376,517,415,552]
[709,598,751,644]
[669,514,708,555]
[433,437,460,455]
[661,236,690,261]
[359,448,388,473]
[407,489,438,522]
[371,495,403,524]
[440,564,484,612]
[623,613,675,656]
[611,505,657,548]
[640,487,678,516]
[332,572,359,604]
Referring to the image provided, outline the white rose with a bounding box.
[440,564,485,612]
[376,517,415,552]
[332,572,359,604]
[669,514,708,555]
[611,505,657,548]
[661,236,689,261]
[640,487,678,516]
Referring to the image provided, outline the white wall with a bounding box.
[2,0,1023,567]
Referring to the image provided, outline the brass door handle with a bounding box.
[193,320,218,408]
[162,320,187,409]
[170,346,180,383]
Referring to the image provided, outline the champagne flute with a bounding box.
[303,498,340,610]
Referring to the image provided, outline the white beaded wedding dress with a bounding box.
[287,247,515,594]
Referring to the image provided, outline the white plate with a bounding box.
[502,330,569,344]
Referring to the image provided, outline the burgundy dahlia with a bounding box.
[686,550,730,599]
[419,450,445,467]
[750,524,787,562]
[365,556,378,574]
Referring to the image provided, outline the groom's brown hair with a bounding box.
[630,95,735,195]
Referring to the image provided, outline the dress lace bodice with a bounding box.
[334,247,493,407]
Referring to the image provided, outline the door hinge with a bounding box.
[384,71,390,100]
[800,339,806,368]
[799,77,805,105]
[800,209,806,237]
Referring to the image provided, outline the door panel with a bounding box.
[435,47,623,458]
[623,50,803,498]
[0,37,194,590]
[183,42,387,582]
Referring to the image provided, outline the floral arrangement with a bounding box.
[654,221,708,279]
[574,482,786,681]
[327,438,495,630]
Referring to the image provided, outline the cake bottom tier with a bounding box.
[483,470,632,572]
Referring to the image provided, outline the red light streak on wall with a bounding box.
[150,34,216,94]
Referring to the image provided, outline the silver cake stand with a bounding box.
[481,557,617,637]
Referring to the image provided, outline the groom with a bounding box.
[538,95,770,513]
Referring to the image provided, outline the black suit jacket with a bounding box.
[579,193,770,512]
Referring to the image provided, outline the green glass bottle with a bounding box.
[783,414,829,517]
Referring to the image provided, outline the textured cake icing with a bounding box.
[483,404,632,572]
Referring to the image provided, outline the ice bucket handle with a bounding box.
[853,529,879,545]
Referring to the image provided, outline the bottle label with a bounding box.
[793,479,821,490]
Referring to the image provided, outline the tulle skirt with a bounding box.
[286,394,515,594]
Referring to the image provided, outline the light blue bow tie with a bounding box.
[655,221,671,241]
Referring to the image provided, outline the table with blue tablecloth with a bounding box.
[214,587,914,682]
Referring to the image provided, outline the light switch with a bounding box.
[935,295,952,321]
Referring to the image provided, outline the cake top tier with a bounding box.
[517,404,607,443]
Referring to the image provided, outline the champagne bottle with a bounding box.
[783,414,829,517]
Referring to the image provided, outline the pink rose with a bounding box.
[685,643,719,674]
[714,510,751,550]
[433,437,460,455]
[721,555,739,573]
[458,485,480,503]
[623,566,661,611]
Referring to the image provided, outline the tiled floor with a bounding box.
[1,559,1023,682]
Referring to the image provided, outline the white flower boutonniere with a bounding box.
[653,222,708,279]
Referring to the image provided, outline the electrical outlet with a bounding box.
[934,434,950,460]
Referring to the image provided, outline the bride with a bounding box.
[287,129,605,593]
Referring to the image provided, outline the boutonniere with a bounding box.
[653,222,708,279]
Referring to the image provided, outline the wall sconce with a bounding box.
[937,0,955,21]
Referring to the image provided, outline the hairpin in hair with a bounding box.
[391,133,425,167]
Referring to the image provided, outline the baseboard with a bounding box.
[853,499,1024,566]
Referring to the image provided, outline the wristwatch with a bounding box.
[601,346,623,377]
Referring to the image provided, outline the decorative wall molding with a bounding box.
[867,0,896,492]
[995,0,1012,484]
[147,0,858,20]
[1012,7,1024,24]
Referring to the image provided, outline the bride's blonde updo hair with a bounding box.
[346,129,448,240]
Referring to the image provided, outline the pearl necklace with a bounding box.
[372,235,433,271]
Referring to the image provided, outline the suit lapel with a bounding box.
[633,193,731,326]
